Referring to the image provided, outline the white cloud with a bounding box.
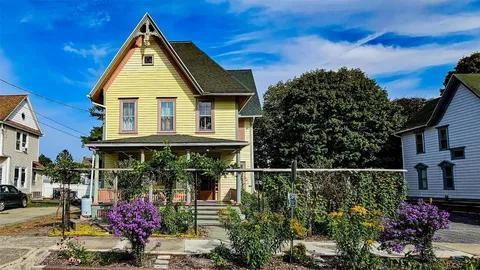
[223,35,480,94]
[84,11,111,28]
[63,42,111,63]
[382,77,421,94]
[212,0,478,37]
[0,49,17,84]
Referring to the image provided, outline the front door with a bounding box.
[198,175,215,200]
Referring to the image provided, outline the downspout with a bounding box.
[250,117,256,192]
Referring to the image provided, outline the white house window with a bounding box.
[439,161,455,190]
[142,54,154,65]
[120,99,137,133]
[16,132,28,152]
[198,100,213,131]
[437,126,449,151]
[415,132,424,154]
[415,163,428,190]
[14,167,26,188]
[159,99,175,132]
[450,147,465,160]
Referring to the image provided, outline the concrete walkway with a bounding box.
[0,207,58,226]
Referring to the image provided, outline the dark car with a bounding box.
[0,185,28,211]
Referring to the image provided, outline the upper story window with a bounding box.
[414,163,428,190]
[437,126,449,151]
[120,99,137,133]
[142,54,154,66]
[415,132,424,154]
[197,100,214,132]
[439,161,455,190]
[16,132,28,152]
[450,147,465,160]
[158,99,176,132]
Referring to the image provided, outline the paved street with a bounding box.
[0,207,58,226]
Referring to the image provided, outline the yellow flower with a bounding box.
[361,221,374,228]
[328,211,344,219]
[365,239,374,246]
[372,209,383,217]
[351,205,368,216]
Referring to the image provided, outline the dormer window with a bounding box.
[142,54,154,66]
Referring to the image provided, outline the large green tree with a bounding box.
[81,105,104,145]
[443,52,480,86]
[254,68,403,168]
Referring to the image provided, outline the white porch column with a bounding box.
[92,151,100,204]
[186,150,192,205]
[142,149,153,202]
[235,151,242,204]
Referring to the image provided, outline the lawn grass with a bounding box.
[28,200,61,208]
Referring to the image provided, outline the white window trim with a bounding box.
[14,166,27,189]
[15,131,28,153]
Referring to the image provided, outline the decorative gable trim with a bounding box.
[89,13,204,104]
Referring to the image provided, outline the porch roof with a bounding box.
[85,134,248,149]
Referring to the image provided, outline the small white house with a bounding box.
[398,74,480,201]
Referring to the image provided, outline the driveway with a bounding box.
[0,207,58,226]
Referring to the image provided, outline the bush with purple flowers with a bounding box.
[107,199,161,266]
[380,200,449,262]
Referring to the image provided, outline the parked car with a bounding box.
[0,185,28,211]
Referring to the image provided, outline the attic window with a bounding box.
[21,113,25,120]
[143,55,154,66]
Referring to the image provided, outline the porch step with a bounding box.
[194,204,241,226]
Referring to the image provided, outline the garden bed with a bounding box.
[168,255,328,270]
[42,251,157,269]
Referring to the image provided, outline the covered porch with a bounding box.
[85,135,249,217]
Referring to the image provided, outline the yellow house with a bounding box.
[85,14,261,206]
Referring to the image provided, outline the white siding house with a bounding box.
[399,74,480,201]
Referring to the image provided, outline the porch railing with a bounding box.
[96,188,187,204]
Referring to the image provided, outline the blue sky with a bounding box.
[1,0,480,160]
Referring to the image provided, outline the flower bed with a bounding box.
[41,251,157,269]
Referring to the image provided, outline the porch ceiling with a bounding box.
[85,134,248,150]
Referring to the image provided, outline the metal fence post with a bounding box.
[290,159,297,263]
[194,171,198,235]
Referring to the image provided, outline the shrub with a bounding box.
[290,218,307,239]
[329,205,383,269]
[283,243,317,268]
[57,237,93,266]
[158,205,193,234]
[220,207,289,269]
[380,200,449,263]
[208,244,232,268]
[107,199,161,266]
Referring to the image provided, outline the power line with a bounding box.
[37,120,82,139]
[0,78,90,112]
[36,111,86,136]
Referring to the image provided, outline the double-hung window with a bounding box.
[437,126,449,151]
[197,100,213,132]
[414,163,428,190]
[120,99,137,133]
[439,161,455,190]
[415,132,425,154]
[158,99,175,132]
[16,132,28,152]
[14,167,26,188]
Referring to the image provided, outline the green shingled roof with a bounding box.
[228,69,262,117]
[454,74,480,97]
[170,42,252,95]
[402,98,440,131]
[86,134,247,146]
[398,73,480,134]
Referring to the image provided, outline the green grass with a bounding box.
[28,200,61,208]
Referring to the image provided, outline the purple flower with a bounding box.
[107,199,161,246]
[379,200,449,260]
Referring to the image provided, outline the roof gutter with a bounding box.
[85,142,249,148]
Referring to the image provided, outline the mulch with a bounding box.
[42,251,156,269]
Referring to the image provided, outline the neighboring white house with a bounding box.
[0,94,43,195]
[398,74,480,201]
